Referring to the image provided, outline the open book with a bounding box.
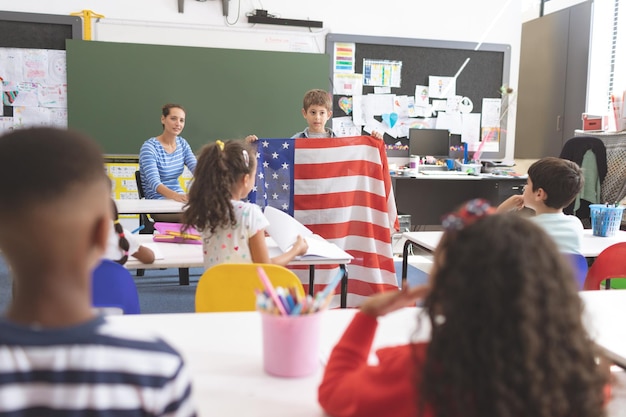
[264,206,352,260]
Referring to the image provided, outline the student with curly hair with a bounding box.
[319,199,608,417]
[183,139,307,270]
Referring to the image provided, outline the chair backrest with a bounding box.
[563,252,588,290]
[583,242,626,290]
[135,170,145,199]
[195,263,305,313]
[92,259,141,314]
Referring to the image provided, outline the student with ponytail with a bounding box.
[104,199,155,265]
[183,139,307,270]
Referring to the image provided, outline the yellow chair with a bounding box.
[195,263,306,312]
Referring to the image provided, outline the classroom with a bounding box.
[1,0,626,416]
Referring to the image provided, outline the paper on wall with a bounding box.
[461,113,481,143]
[0,48,23,82]
[333,73,362,95]
[436,112,462,135]
[334,42,355,73]
[47,50,67,85]
[332,116,362,137]
[393,95,409,119]
[13,106,50,128]
[22,50,48,83]
[428,76,456,99]
[38,84,67,108]
[352,95,365,125]
[362,93,394,116]
[481,98,502,128]
[432,100,447,112]
[415,85,429,107]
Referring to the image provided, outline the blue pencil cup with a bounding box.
[590,204,624,237]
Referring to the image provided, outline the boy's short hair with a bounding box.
[302,89,332,112]
[528,157,583,209]
[0,127,107,215]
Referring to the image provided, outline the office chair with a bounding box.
[559,136,607,224]
[92,259,141,314]
[195,263,305,313]
[563,252,588,290]
[583,242,626,290]
[134,170,155,234]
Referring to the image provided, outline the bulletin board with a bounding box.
[66,40,329,155]
[326,34,511,160]
[0,11,81,132]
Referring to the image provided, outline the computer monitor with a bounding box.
[408,128,450,158]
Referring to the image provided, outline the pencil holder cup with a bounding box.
[460,163,482,175]
[590,204,624,237]
[260,311,322,378]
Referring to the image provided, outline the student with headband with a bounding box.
[183,139,307,270]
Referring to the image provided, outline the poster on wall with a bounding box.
[0,47,67,132]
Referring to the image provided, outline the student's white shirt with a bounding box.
[104,226,141,261]
[531,212,584,254]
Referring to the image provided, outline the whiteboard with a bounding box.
[94,19,327,54]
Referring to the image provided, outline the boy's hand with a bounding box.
[372,130,384,140]
[360,285,429,318]
[245,135,258,143]
[497,194,524,213]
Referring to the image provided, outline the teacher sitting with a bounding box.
[139,103,197,222]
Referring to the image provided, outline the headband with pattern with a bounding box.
[441,198,496,231]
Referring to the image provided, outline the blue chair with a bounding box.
[564,253,588,290]
[92,259,141,314]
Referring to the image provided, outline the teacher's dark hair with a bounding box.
[417,214,606,417]
[161,103,186,128]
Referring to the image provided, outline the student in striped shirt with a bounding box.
[0,127,196,417]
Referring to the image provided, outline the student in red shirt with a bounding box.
[319,199,608,417]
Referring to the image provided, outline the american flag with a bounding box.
[249,136,399,307]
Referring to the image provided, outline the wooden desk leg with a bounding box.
[340,264,348,309]
[308,265,315,296]
[401,239,413,288]
[179,268,190,286]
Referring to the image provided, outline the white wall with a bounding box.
[0,0,522,159]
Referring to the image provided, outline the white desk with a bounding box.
[105,292,626,417]
[580,290,626,368]
[105,308,423,417]
[401,229,626,282]
[115,198,185,214]
[126,235,354,307]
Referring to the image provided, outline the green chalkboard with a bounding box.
[66,40,329,154]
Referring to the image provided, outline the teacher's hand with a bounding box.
[172,193,188,203]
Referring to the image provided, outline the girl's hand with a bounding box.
[293,235,309,256]
[360,285,429,318]
[372,130,384,140]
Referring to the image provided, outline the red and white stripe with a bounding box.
[292,136,399,307]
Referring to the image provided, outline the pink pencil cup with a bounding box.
[260,311,322,378]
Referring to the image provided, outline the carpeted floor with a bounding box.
[0,256,428,315]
